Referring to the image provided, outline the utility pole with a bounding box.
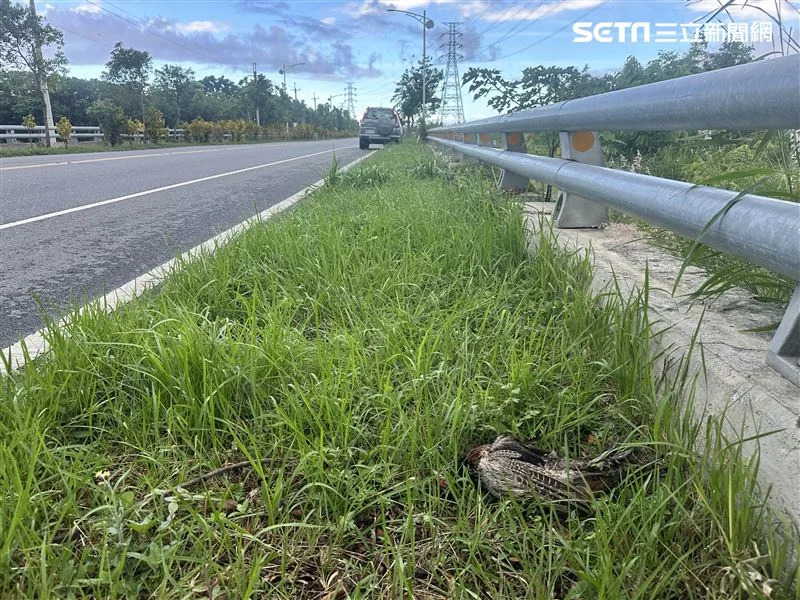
[311,93,318,110]
[29,0,55,147]
[279,62,305,92]
[387,9,434,130]
[344,82,357,119]
[421,9,427,125]
[438,22,465,124]
[278,62,305,137]
[293,82,300,102]
[252,62,260,126]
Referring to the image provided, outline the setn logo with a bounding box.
[573,21,774,44]
[573,22,651,43]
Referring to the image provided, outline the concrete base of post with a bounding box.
[554,131,608,228]
[767,284,800,387]
[498,132,530,191]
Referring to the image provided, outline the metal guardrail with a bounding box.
[0,125,186,142]
[429,55,800,386]
[432,55,800,134]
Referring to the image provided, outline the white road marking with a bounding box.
[0,147,351,231]
[1,150,377,371]
[0,143,300,171]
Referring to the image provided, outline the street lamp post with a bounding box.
[387,8,434,129]
[278,62,306,136]
[279,62,306,92]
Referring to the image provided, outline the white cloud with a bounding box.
[685,1,798,27]
[71,1,102,14]
[482,0,605,22]
[321,17,336,25]
[458,1,491,18]
[346,0,456,18]
[686,0,796,12]
[175,20,230,34]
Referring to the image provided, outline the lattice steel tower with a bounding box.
[344,82,358,118]
[438,22,465,125]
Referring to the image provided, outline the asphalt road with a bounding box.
[0,138,364,348]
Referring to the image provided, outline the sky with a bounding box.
[32,0,799,120]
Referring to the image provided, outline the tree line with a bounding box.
[462,40,755,158]
[0,0,356,146]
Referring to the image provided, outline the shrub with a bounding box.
[55,116,72,150]
[88,100,127,146]
[143,106,167,143]
[22,114,36,145]
[126,119,143,145]
[186,118,212,143]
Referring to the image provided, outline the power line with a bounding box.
[478,1,532,35]
[488,2,608,62]
[472,1,557,61]
[462,0,497,28]
[59,25,110,48]
[484,3,553,49]
[439,22,465,125]
[85,0,227,67]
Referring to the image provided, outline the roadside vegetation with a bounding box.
[605,128,799,308]
[1,142,796,598]
[464,41,799,310]
[0,128,355,158]
[0,2,357,155]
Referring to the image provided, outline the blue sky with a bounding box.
[35,0,796,119]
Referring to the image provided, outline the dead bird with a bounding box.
[464,434,640,512]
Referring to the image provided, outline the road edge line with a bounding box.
[2,149,376,372]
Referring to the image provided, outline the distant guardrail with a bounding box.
[0,125,187,143]
[429,54,800,386]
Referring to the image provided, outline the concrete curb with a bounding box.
[524,202,800,525]
[2,149,376,371]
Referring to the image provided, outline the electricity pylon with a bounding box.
[438,22,465,125]
[344,82,357,118]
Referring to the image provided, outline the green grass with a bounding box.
[1,142,796,598]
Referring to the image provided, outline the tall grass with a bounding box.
[0,142,796,598]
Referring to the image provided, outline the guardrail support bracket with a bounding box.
[461,133,478,163]
[499,132,530,192]
[767,284,800,387]
[555,131,609,228]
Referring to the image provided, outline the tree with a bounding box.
[392,57,443,129]
[55,115,71,150]
[88,99,127,146]
[153,64,195,128]
[0,0,67,147]
[103,42,152,138]
[49,76,107,125]
[463,64,611,115]
[463,64,611,167]
[126,118,142,145]
[200,75,237,96]
[0,71,39,124]
[143,106,167,143]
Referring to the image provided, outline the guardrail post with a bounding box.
[767,285,800,387]
[499,132,530,191]
[462,133,477,163]
[554,131,608,228]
